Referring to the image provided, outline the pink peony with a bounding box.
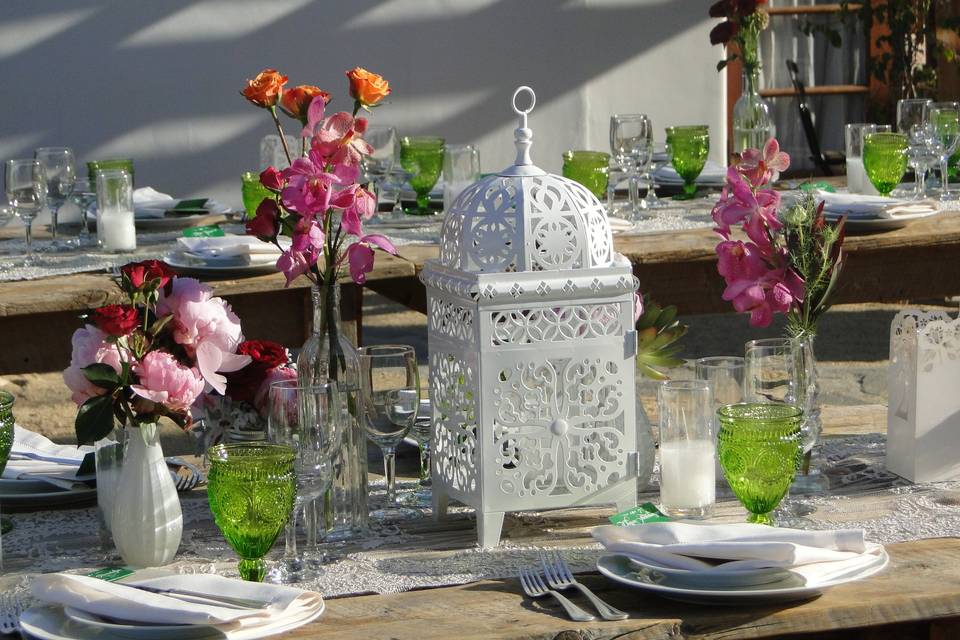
[131,351,205,412]
[62,325,125,406]
[253,365,298,416]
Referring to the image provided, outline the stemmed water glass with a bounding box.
[642,142,669,209]
[400,136,445,215]
[362,125,400,216]
[5,159,47,265]
[610,114,653,219]
[70,177,97,246]
[665,125,710,200]
[930,102,960,201]
[358,345,421,521]
[400,399,433,507]
[897,98,936,198]
[266,381,344,583]
[863,132,909,197]
[34,147,75,250]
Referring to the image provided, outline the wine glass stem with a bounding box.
[915,167,926,198]
[50,204,60,240]
[942,158,951,197]
[284,503,299,560]
[382,447,397,502]
[418,443,431,485]
[627,172,639,213]
[24,221,33,261]
[80,204,90,241]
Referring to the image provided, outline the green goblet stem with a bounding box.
[238,558,266,582]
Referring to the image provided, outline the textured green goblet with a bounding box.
[400,136,445,215]
[87,159,135,187]
[862,132,908,196]
[241,172,273,219]
[207,443,296,581]
[717,402,803,526]
[0,391,13,476]
[562,150,610,199]
[665,125,709,199]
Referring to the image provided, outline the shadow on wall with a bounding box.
[0,0,706,202]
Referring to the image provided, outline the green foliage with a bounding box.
[635,297,688,381]
[75,395,116,445]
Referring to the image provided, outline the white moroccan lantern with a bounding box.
[421,87,641,548]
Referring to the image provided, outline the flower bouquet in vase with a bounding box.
[63,260,263,566]
[240,67,397,536]
[712,139,846,492]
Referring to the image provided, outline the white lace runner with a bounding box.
[2,432,959,604]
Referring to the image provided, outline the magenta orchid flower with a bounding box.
[311,111,373,168]
[342,234,397,284]
[739,138,791,187]
[280,149,356,216]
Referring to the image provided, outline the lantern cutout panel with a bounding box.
[421,87,640,548]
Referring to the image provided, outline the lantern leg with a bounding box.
[432,485,449,521]
[478,510,505,549]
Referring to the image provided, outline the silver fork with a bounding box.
[540,550,628,620]
[0,592,23,635]
[167,458,202,492]
[518,567,595,622]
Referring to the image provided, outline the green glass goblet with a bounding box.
[207,443,296,581]
[241,172,273,219]
[400,136,445,215]
[0,391,15,535]
[562,150,610,200]
[87,159,135,187]
[862,132,908,197]
[665,125,709,200]
[717,402,803,526]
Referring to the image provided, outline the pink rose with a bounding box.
[62,325,125,406]
[131,351,205,412]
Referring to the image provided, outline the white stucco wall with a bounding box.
[0,0,726,206]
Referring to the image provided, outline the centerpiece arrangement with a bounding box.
[712,138,846,483]
[240,67,396,534]
[63,259,256,566]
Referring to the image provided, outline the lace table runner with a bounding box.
[2,432,959,603]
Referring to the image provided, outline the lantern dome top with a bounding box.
[438,86,614,274]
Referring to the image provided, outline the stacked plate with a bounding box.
[166,236,286,277]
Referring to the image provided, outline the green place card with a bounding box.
[799,181,835,193]
[174,198,208,210]
[609,502,670,526]
[87,567,134,582]
[183,225,225,238]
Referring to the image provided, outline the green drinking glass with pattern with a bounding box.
[241,172,273,219]
[717,402,803,526]
[862,132,908,197]
[665,125,709,200]
[207,443,296,581]
[87,159,135,187]
[0,391,13,476]
[562,150,610,200]
[400,136,445,215]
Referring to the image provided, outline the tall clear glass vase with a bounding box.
[732,67,775,154]
[790,333,828,494]
[298,283,369,539]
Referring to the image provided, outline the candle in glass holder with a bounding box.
[95,169,136,252]
[658,379,715,518]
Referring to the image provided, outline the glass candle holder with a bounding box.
[658,379,715,519]
[95,169,136,252]
[562,150,610,199]
[443,144,481,212]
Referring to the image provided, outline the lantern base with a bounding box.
[479,511,505,549]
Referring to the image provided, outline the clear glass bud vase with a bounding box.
[791,333,828,494]
[733,68,775,154]
[298,283,369,538]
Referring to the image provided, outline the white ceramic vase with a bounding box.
[111,423,183,567]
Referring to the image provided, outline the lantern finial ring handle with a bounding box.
[512,86,536,116]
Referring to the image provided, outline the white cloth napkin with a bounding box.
[176,236,286,266]
[592,522,879,572]
[2,425,94,488]
[32,573,324,637]
[131,188,231,219]
[816,190,938,219]
[654,160,727,185]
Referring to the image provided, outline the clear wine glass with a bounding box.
[34,147,75,250]
[362,125,400,219]
[399,399,432,508]
[610,114,653,220]
[358,345,421,521]
[930,102,960,201]
[643,142,670,209]
[70,177,97,246]
[5,159,47,265]
[897,98,935,199]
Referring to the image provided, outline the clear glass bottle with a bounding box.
[297,283,369,538]
[733,68,775,154]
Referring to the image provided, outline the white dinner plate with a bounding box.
[0,478,96,509]
[63,607,209,639]
[626,555,789,589]
[164,252,279,277]
[368,217,443,229]
[823,209,939,232]
[597,550,888,606]
[21,601,325,640]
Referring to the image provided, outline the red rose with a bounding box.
[259,167,284,191]
[246,199,280,240]
[121,259,174,290]
[91,304,140,336]
[225,340,287,404]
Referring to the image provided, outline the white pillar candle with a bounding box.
[660,439,716,510]
[99,208,136,252]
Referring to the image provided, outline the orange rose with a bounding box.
[241,69,288,108]
[346,67,390,108]
[280,85,331,123]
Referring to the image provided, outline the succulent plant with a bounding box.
[635,296,688,381]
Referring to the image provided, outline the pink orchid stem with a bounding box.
[269,107,294,166]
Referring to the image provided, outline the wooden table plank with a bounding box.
[290,538,960,640]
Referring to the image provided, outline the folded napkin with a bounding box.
[3,425,94,488]
[176,236,287,266]
[654,160,727,186]
[608,217,636,232]
[32,573,323,637]
[816,190,938,220]
[592,522,878,572]
[131,188,232,219]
